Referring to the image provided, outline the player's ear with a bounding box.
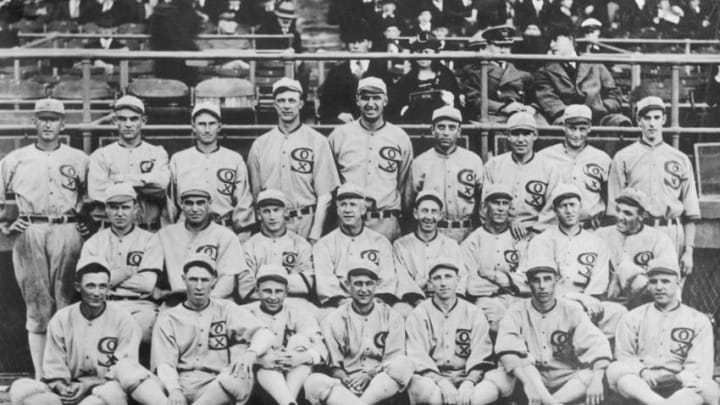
[412,207,419,221]
[141,114,148,125]
[74,280,81,293]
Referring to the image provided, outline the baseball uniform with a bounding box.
[313,226,398,305]
[88,141,170,229]
[483,152,559,232]
[328,120,414,241]
[151,221,254,302]
[539,143,611,223]
[248,125,340,240]
[411,146,484,242]
[0,143,88,333]
[78,226,162,341]
[168,146,254,233]
[486,298,612,395]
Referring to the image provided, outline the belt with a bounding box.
[138,221,162,232]
[108,295,142,301]
[20,215,78,224]
[438,219,472,229]
[364,209,400,220]
[581,215,616,230]
[644,217,681,227]
[287,205,315,219]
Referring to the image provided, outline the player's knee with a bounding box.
[215,371,253,402]
[384,356,414,389]
[407,375,437,403]
[303,373,340,405]
[286,333,312,351]
[107,359,152,392]
[88,381,127,405]
[392,302,414,319]
[606,362,635,390]
[695,378,720,405]
[10,379,60,405]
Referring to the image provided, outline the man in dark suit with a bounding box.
[616,0,658,35]
[418,0,481,33]
[514,0,550,30]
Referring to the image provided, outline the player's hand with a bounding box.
[585,372,604,405]
[59,382,86,404]
[680,249,693,276]
[640,368,663,388]
[76,222,91,238]
[4,218,29,235]
[509,219,528,240]
[457,380,474,405]
[438,378,459,405]
[230,350,257,378]
[337,113,354,123]
[168,388,187,405]
[256,349,288,370]
[343,371,372,394]
[440,90,455,106]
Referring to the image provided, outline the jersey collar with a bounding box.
[358,118,386,133]
[530,298,557,314]
[414,230,439,243]
[34,142,61,152]
[79,302,107,321]
[431,296,459,314]
[260,303,285,316]
[340,223,364,237]
[278,122,302,136]
[653,300,681,312]
[111,224,136,238]
[483,223,509,235]
[194,144,220,154]
[558,225,582,237]
[511,151,535,165]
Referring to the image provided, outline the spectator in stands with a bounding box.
[387,31,459,123]
[148,0,202,85]
[533,24,630,126]
[256,0,302,53]
[83,14,129,74]
[512,23,547,73]
[83,0,141,26]
[653,0,684,37]
[579,17,602,53]
[45,0,97,24]
[239,0,274,25]
[418,0,480,34]
[0,0,23,23]
[0,22,18,48]
[318,18,392,124]
[616,0,658,35]
[514,0,551,31]
[575,0,608,26]
[544,0,577,28]
[681,0,714,38]
[410,8,434,34]
[194,0,224,24]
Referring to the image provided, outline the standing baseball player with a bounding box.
[328,76,414,242]
[245,265,327,405]
[151,254,275,405]
[476,259,612,405]
[88,95,170,231]
[303,258,413,405]
[461,184,530,331]
[539,104,612,228]
[150,183,254,304]
[411,106,484,242]
[483,111,559,238]
[0,98,88,377]
[248,78,339,242]
[608,96,700,275]
[10,260,167,405]
[405,258,495,405]
[167,102,255,240]
[606,260,720,405]
[77,182,161,343]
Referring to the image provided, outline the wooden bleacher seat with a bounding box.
[128,78,189,124]
[195,77,255,124]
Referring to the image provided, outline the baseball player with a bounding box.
[247,78,340,242]
[608,96,700,274]
[606,260,720,405]
[526,184,627,339]
[482,111,559,239]
[303,258,413,405]
[313,183,399,308]
[476,260,612,405]
[461,184,530,331]
[77,182,161,343]
[88,95,170,231]
[597,187,678,306]
[411,106,484,242]
[328,76,414,242]
[539,104,612,228]
[151,254,275,405]
[150,182,254,304]
[405,258,495,405]
[0,98,88,377]
[167,102,255,241]
[245,265,327,405]
[10,260,167,405]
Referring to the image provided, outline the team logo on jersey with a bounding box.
[59,165,79,191]
[97,337,119,367]
[360,249,380,265]
[457,169,475,202]
[664,160,685,190]
[574,252,597,288]
[670,327,695,358]
[139,160,154,173]
[282,252,297,270]
[196,244,219,261]
[504,250,520,272]
[126,251,144,267]
[633,251,654,268]
[378,146,401,173]
[216,168,238,196]
[583,163,603,193]
[455,329,471,358]
[550,330,575,363]
[209,321,228,350]
[374,332,388,350]
[290,148,314,174]
[525,180,548,209]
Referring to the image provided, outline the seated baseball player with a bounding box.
[303,258,413,405]
[596,187,677,307]
[245,264,327,405]
[475,259,612,405]
[314,183,399,309]
[607,260,720,405]
[461,184,529,331]
[151,254,275,405]
[526,183,627,339]
[77,182,161,343]
[10,260,167,405]
[406,258,495,405]
[393,189,466,317]
[150,182,254,305]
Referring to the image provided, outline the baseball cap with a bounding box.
[562,104,592,124]
[580,18,602,30]
[75,256,111,279]
[427,257,460,278]
[357,77,387,95]
[257,189,287,208]
[636,96,665,117]
[183,252,217,276]
[34,98,65,116]
[415,189,443,210]
[551,183,582,207]
[347,258,379,280]
[105,182,137,204]
[646,258,680,277]
[482,24,515,45]
[180,182,212,200]
[191,102,221,121]
[256,264,289,285]
[615,187,649,212]
[507,112,537,133]
[484,184,513,202]
[432,106,462,123]
[274,0,296,19]
[272,77,303,97]
[337,183,365,200]
[525,257,558,278]
[114,95,145,114]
